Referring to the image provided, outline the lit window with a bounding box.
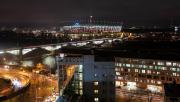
[157,61,164,65]
[79,65,83,72]
[94,73,98,77]
[151,80,155,83]
[153,62,156,65]
[80,90,83,95]
[139,65,143,68]
[149,66,153,69]
[147,79,149,83]
[131,64,135,67]
[94,81,99,86]
[157,72,160,75]
[115,68,119,71]
[126,64,131,67]
[135,69,138,72]
[121,68,123,71]
[173,63,177,66]
[128,69,131,72]
[115,81,121,87]
[158,66,162,70]
[166,62,172,66]
[162,67,167,70]
[118,63,122,67]
[143,65,148,69]
[157,81,161,84]
[178,64,180,67]
[116,72,120,75]
[94,98,99,102]
[79,82,83,89]
[79,74,83,80]
[142,70,145,73]
[177,68,180,72]
[171,68,176,71]
[75,90,78,94]
[94,90,98,94]
[173,73,177,76]
[118,76,123,80]
[147,70,151,74]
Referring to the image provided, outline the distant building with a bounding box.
[61,17,122,34]
[62,24,122,33]
[56,54,115,102]
[56,52,180,101]
[164,82,180,102]
[115,57,180,93]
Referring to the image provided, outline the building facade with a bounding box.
[57,54,115,102]
[115,57,180,93]
[57,54,180,101]
[63,24,122,33]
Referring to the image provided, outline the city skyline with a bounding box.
[1,0,180,102]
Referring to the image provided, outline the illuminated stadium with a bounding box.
[62,17,123,33]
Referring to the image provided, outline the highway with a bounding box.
[0,67,30,100]
[0,66,59,102]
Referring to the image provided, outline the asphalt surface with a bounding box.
[0,68,30,98]
[0,67,58,102]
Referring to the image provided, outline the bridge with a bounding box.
[0,38,124,57]
[0,31,135,57]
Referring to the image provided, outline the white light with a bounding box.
[127,82,137,90]
[6,50,19,55]
[22,48,35,55]
[55,45,61,50]
[4,65,10,70]
[22,61,34,67]
[60,53,64,58]
[4,65,9,69]
[42,46,54,51]
[12,79,22,88]
[175,26,178,32]
[147,85,161,93]
[94,98,99,102]
[43,56,56,68]
[0,51,4,54]
[94,81,99,86]
[93,40,103,45]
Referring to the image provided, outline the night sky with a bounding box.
[0,0,180,26]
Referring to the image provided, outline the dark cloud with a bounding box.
[0,0,180,26]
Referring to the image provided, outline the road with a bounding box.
[0,66,58,102]
[0,64,76,102]
[0,67,30,98]
[4,73,58,102]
